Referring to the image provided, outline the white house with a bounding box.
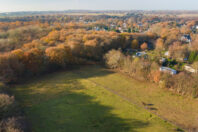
[160,67,177,75]
[164,51,169,57]
[196,25,198,30]
[184,65,198,73]
[136,52,147,57]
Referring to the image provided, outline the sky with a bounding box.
[0,0,198,12]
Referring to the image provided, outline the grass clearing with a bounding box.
[78,66,198,131]
[11,66,180,132]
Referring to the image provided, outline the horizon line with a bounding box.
[1,9,198,13]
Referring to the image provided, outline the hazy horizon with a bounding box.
[0,0,198,13]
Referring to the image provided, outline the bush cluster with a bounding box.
[0,84,25,132]
[104,50,160,81]
[105,50,198,97]
[161,73,198,98]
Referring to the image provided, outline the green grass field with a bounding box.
[11,66,182,132]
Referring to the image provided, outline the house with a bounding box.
[164,51,169,57]
[196,25,198,30]
[123,23,127,28]
[94,26,100,31]
[160,67,177,75]
[136,52,146,57]
[135,52,148,58]
[184,65,198,73]
[192,25,198,30]
[181,34,192,43]
[160,57,166,63]
[118,27,124,33]
[178,57,188,62]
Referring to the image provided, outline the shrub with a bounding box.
[0,91,26,132]
[0,94,15,119]
[188,51,198,63]
[105,49,154,80]
[192,61,198,71]
[162,72,198,97]
[122,56,133,74]
[149,62,161,83]
[0,117,23,132]
[0,94,14,109]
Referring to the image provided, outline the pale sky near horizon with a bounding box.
[0,0,198,12]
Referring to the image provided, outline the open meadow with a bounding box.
[10,66,181,132]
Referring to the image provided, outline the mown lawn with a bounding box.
[11,66,179,132]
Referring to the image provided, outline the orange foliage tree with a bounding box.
[45,45,74,67]
[140,42,148,50]
[23,48,45,74]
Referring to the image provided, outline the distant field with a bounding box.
[177,14,198,18]
[11,66,179,132]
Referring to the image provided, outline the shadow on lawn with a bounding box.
[31,92,149,132]
[12,66,150,132]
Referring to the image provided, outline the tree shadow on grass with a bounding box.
[29,92,149,132]
[11,66,150,132]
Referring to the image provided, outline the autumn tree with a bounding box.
[42,30,60,45]
[45,45,74,68]
[11,49,24,60]
[181,26,191,34]
[0,53,24,83]
[149,62,160,83]
[169,41,189,61]
[155,38,164,51]
[23,48,45,74]
[191,35,198,51]
[141,42,148,50]
[131,39,139,49]
[104,50,124,69]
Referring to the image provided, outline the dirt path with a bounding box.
[74,66,198,132]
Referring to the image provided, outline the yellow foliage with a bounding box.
[11,49,24,60]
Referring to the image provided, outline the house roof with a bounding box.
[183,34,191,40]
[160,67,177,74]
